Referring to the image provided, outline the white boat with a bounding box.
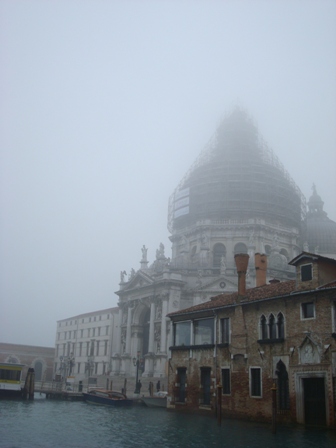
[141,391,168,408]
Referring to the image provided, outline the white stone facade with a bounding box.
[54,307,119,384]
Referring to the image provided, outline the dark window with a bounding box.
[176,368,187,403]
[201,368,211,405]
[276,360,290,410]
[194,319,214,345]
[269,314,276,339]
[250,368,261,397]
[261,315,267,339]
[277,313,284,338]
[301,264,312,281]
[221,318,230,344]
[174,322,191,346]
[221,368,231,394]
[302,302,315,319]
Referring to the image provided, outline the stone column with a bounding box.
[115,306,123,355]
[160,299,168,353]
[125,305,132,355]
[148,301,155,353]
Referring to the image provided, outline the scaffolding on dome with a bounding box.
[168,110,306,233]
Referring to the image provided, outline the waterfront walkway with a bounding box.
[32,376,163,400]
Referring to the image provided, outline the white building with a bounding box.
[54,307,119,385]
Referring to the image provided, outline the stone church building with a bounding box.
[110,109,336,380]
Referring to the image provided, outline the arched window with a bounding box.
[269,314,276,339]
[280,249,289,261]
[276,360,290,410]
[213,243,226,267]
[260,315,267,339]
[277,312,284,339]
[264,245,271,255]
[234,243,247,255]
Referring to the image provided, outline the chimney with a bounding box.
[255,253,267,287]
[269,278,280,284]
[234,253,250,296]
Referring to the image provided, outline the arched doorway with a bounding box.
[34,361,43,381]
[276,360,289,410]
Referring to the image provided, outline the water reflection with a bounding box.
[1,398,336,448]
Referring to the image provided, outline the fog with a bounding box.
[1,1,335,347]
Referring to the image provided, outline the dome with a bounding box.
[168,109,305,232]
[305,186,336,256]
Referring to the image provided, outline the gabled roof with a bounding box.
[289,251,336,266]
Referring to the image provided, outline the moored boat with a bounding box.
[0,362,25,398]
[83,388,133,406]
[141,391,167,408]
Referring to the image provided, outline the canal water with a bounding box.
[1,395,336,448]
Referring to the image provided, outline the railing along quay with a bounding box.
[33,381,84,400]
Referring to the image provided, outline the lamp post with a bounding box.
[132,351,143,394]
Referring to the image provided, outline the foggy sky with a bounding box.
[1,1,335,347]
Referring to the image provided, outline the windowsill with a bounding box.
[170,344,215,351]
[217,343,229,348]
[257,338,284,344]
[199,404,212,410]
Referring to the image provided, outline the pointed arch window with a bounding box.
[260,315,267,340]
[277,313,284,339]
[269,314,276,339]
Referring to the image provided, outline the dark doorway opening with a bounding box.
[200,368,211,405]
[177,368,186,403]
[303,377,326,426]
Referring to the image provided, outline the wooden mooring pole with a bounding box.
[23,368,35,400]
[271,383,277,434]
[217,383,222,426]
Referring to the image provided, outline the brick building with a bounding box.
[167,252,336,427]
[0,343,54,381]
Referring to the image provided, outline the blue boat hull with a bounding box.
[83,392,133,406]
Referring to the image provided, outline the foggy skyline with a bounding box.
[1,1,335,347]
